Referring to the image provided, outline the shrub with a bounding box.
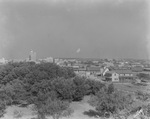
[33,97,73,119]
[85,79,105,95]
[72,77,90,101]
[51,78,76,101]
[88,87,133,118]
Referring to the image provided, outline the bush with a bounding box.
[33,97,73,119]
[51,78,76,101]
[0,99,6,118]
[143,104,150,117]
[135,91,150,101]
[107,83,115,94]
[72,77,90,101]
[88,87,133,118]
[85,79,105,95]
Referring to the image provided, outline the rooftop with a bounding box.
[114,70,133,74]
[86,66,101,71]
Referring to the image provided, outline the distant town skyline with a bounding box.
[0,0,149,59]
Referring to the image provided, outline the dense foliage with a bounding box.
[0,62,76,119]
[135,91,150,101]
[143,104,150,117]
[89,83,134,118]
[1,62,144,119]
[0,62,105,119]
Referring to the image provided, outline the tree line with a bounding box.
[0,62,105,119]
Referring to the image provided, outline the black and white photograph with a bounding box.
[0,0,150,119]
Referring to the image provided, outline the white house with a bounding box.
[104,71,119,82]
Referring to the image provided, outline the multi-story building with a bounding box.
[29,50,36,62]
[104,69,137,82]
[104,71,119,82]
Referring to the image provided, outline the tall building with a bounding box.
[29,50,36,62]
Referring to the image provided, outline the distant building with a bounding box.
[104,71,119,82]
[74,66,87,77]
[86,66,101,76]
[104,69,137,82]
[103,62,114,68]
[115,70,136,82]
[131,66,143,72]
[40,57,54,63]
[131,62,144,68]
[54,58,64,65]
[0,58,7,65]
[102,67,109,76]
[29,50,36,62]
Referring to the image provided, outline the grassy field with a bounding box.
[114,82,150,93]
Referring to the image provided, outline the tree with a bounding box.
[72,76,90,101]
[143,104,150,117]
[33,97,73,119]
[0,99,6,118]
[0,84,14,106]
[135,91,150,101]
[0,62,77,119]
[85,79,105,95]
[107,83,115,94]
[0,62,76,86]
[51,78,76,101]
[88,87,133,118]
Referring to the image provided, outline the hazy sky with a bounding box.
[0,0,149,59]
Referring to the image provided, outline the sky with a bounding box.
[0,0,149,59]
